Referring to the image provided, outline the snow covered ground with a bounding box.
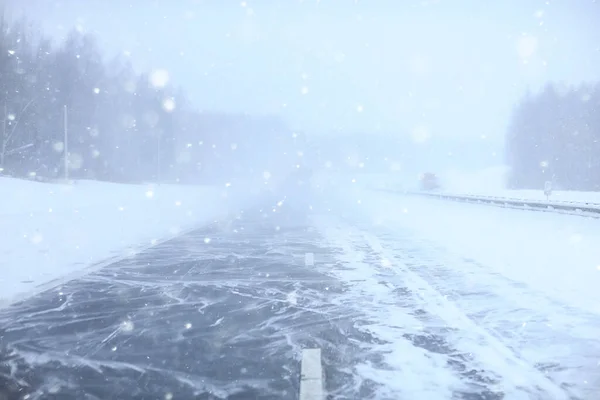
[358,165,600,204]
[0,177,257,307]
[439,165,600,204]
[311,174,600,398]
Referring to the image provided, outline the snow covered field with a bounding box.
[439,166,600,204]
[0,177,255,307]
[312,174,600,398]
[358,166,600,204]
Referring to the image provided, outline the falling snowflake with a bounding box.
[175,200,182,206]
[204,237,211,244]
[517,34,538,59]
[150,69,170,88]
[89,127,100,137]
[53,142,64,152]
[540,160,549,168]
[31,233,43,245]
[356,105,364,112]
[68,153,84,170]
[287,291,298,305]
[121,320,135,332]
[145,190,154,198]
[263,171,271,180]
[7,113,15,121]
[184,322,192,329]
[301,86,309,95]
[93,87,100,94]
[163,98,176,112]
[412,125,431,143]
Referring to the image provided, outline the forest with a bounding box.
[0,16,303,184]
[3,14,599,192]
[506,83,600,191]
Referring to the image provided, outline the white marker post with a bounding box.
[300,348,324,400]
[544,180,552,201]
[63,105,68,181]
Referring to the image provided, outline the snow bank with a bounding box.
[312,184,600,398]
[321,182,600,315]
[436,165,600,203]
[0,177,252,306]
[355,165,600,204]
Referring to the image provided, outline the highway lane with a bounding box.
[2,183,590,399]
[0,199,385,400]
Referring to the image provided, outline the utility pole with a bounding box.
[157,132,161,183]
[64,105,68,181]
[1,103,6,168]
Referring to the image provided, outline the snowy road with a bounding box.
[0,202,382,399]
[1,188,599,399]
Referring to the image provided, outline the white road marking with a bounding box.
[300,348,324,400]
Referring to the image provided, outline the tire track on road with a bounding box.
[313,215,571,399]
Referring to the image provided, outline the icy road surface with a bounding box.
[1,188,599,399]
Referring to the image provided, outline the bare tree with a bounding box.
[0,98,35,169]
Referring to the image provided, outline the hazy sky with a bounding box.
[6,0,600,147]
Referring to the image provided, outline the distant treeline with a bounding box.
[506,83,600,191]
[0,16,303,184]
